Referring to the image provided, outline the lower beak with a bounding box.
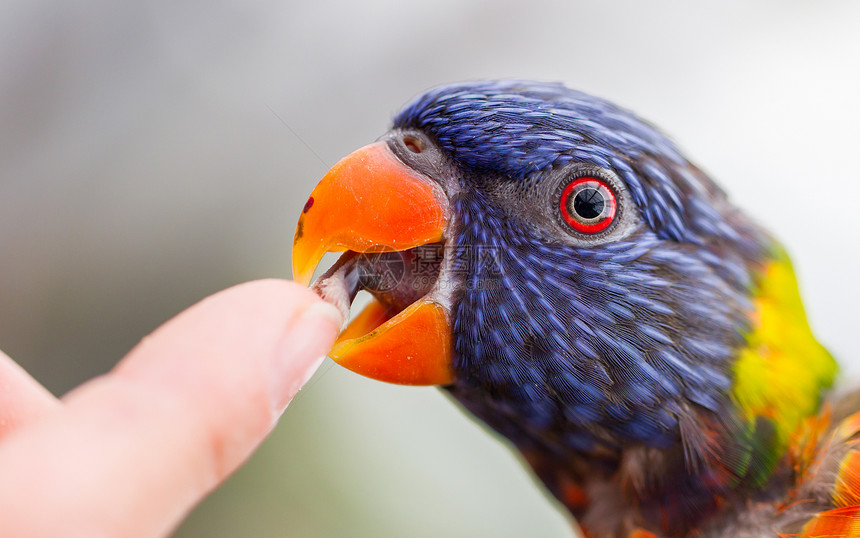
[292,141,454,385]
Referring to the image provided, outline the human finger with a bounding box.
[0,279,341,537]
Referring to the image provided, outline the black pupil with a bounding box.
[573,187,605,220]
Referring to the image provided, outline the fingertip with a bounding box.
[268,300,342,414]
[300,299,346,331]
[144,278,342,417]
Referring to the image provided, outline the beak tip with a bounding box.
[290,257,314,287]
[292,219,321,287]
[293,273,312,287]
[291,257,315,286]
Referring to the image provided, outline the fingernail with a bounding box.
[269,301,343,415]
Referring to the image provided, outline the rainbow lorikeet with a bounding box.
[292,80,859,537]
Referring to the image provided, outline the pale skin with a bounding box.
[0,280,342,537]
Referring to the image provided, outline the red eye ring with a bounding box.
[559,177,617,234]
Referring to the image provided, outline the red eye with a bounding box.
[559,177,617,234]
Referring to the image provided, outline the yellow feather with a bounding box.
[732,254,836,441]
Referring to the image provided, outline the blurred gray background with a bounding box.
[2,1,859,536]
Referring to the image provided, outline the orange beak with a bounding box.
[292,142,454,385]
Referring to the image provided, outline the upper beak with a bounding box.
[292,141,454,385]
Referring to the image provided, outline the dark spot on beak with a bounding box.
[303,196,315,213]
[294,220,304,242]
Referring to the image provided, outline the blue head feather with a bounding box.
[392,81,770,463]
[395,80,751,246]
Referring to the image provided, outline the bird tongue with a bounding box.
[311,244,444,325]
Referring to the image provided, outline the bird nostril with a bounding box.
[403,135,425,154]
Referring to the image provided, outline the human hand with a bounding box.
[0,280,341,537]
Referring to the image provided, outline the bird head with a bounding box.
[293,80,833,465]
